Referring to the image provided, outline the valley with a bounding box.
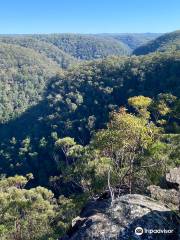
[0,30,179,240]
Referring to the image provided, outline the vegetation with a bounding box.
[0,33,160,61]
[0,31,179,239]
[0,42,60,122]
[133,30,180,55]
[0,36,76,68]
[56,95,179,202]
[0,50,179,186]
[33,34,130,59]
[104,33,161,51]
[0,174,83,239]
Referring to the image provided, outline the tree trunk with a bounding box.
[108,167,114,205]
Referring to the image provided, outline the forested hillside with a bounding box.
[102,33,162,50]
[33,34,131,59]
[0,32,164,124]
[0,42,60,122]
[133,30,180,55]
[0,50,179,186]
[0,32,160,64]
[0,31,179,240]
[0,36,76,68]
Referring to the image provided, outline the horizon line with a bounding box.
[0,32,167,35]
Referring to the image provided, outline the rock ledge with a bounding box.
[62,194,180,240]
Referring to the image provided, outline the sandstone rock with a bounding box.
[166,167,180,189]
[64,194,180,240]
[148,185,179,210]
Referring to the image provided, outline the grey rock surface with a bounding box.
[64,194,180,240]
[166,167,180,189]
[148,185,179,210]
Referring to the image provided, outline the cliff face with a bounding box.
[61,194,180,240]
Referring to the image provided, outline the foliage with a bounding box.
[0,36,75,68]
[91,107,160,194]
[0,51,180,187]
[0,32,179,239]
[105,33,161,51]
[59,103,177,198]
[128,95,152,118]
[0,175,62,240]
[0,42,60,122]
[33,33,130,59]
[133,30,180,55]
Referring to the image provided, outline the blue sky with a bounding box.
[0,0,179,34]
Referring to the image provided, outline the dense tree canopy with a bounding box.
[0,43,60,122]
[33,34,130,59]
[0,50,179,188]
[0,36,75,68]
[0,31,179,239]
[133,30,180,55]
[103,33,161,51]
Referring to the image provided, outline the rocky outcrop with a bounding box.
[62,194,180,240]
[148,167,180,210]
[166,167,180,189]
[147,185,179,210]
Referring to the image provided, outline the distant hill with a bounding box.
[34,33,162,58]
[0,32,164,123]
[0,51,179,185]
[0,36,76,68]
[1,50,179,140]
[0,42,60,122]
[32,34,131,59]
[0,30,179,240]
[133,30,180,55]
[108,33,162,51]
[0,33,162,63]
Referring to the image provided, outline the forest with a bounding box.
[0,30,179,239]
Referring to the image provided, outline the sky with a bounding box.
[0,0,179,34]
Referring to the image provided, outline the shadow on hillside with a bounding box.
[0,74,60,142]
[0,99,49,141]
